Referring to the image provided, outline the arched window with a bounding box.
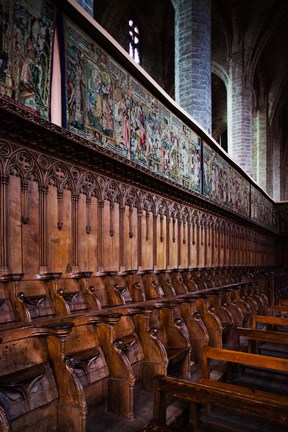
[128,19,141,64]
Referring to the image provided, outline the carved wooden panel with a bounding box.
[0,138,278,278]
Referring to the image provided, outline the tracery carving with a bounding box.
[124,187,139,240]
[103,180,121,237]
[46,162,73,191]
[78,172,98,234]
[37,155,50,170]
[7,151,41,225]
[0,141,12,158]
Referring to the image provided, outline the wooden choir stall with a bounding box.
[0,0,287,431]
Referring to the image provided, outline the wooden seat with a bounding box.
[104,274,133,305]
[47,313,110,431]
[142,272,166,300]
[97,310,147,420]
[65,347,101,382]
[195,292,235,348]
[156,271,177,296]
[0,321,72,432]
[148,301,191,379]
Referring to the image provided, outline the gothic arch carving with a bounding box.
[0,140,14,162]
[124,186,140,209]
[45,161,74,192]
[155,198,168,217]
[78,171,100,199]
[6,149,41,184]
[141,191,155,213]
[103,179,121,205]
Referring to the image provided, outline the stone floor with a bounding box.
[86,390,186,432]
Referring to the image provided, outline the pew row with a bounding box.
[153,346,288,431]
[237,327,288,358]
[252,314,288,330]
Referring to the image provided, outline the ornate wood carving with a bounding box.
[0,175,9,274]
[0,126,278,276]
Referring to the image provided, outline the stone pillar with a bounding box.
[228,51,253,176]
[174,0,212,133]
[271,124,282,200]
[252,98,268,188]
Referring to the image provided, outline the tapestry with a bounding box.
[168,115,201,191]
[65,18,130,158]
[251,185,274,228]
[64,17,202,194]
[203,143,250,217]
[0,0,55,119]
[130,78,148,165]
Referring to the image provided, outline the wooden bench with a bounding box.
[268,305,288,317]
[153,346,288,431]
[237,327,288,357]
[252,314,288,330]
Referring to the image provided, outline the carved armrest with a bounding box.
[65,347,100,383]
[113,284,132,303]
[57,289,79,304]
[133,283,146,301]
[18,292,46,309]
[174,317,185,327]
[151,281,165,297]
[149,327,159,338]
[114,335,137,354]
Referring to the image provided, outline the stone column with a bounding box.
[174,0,212,133]
[270,124,282,200]
[228,49,253,176]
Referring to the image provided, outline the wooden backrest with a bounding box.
[201,345,288,380]
[252,314,288,329]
